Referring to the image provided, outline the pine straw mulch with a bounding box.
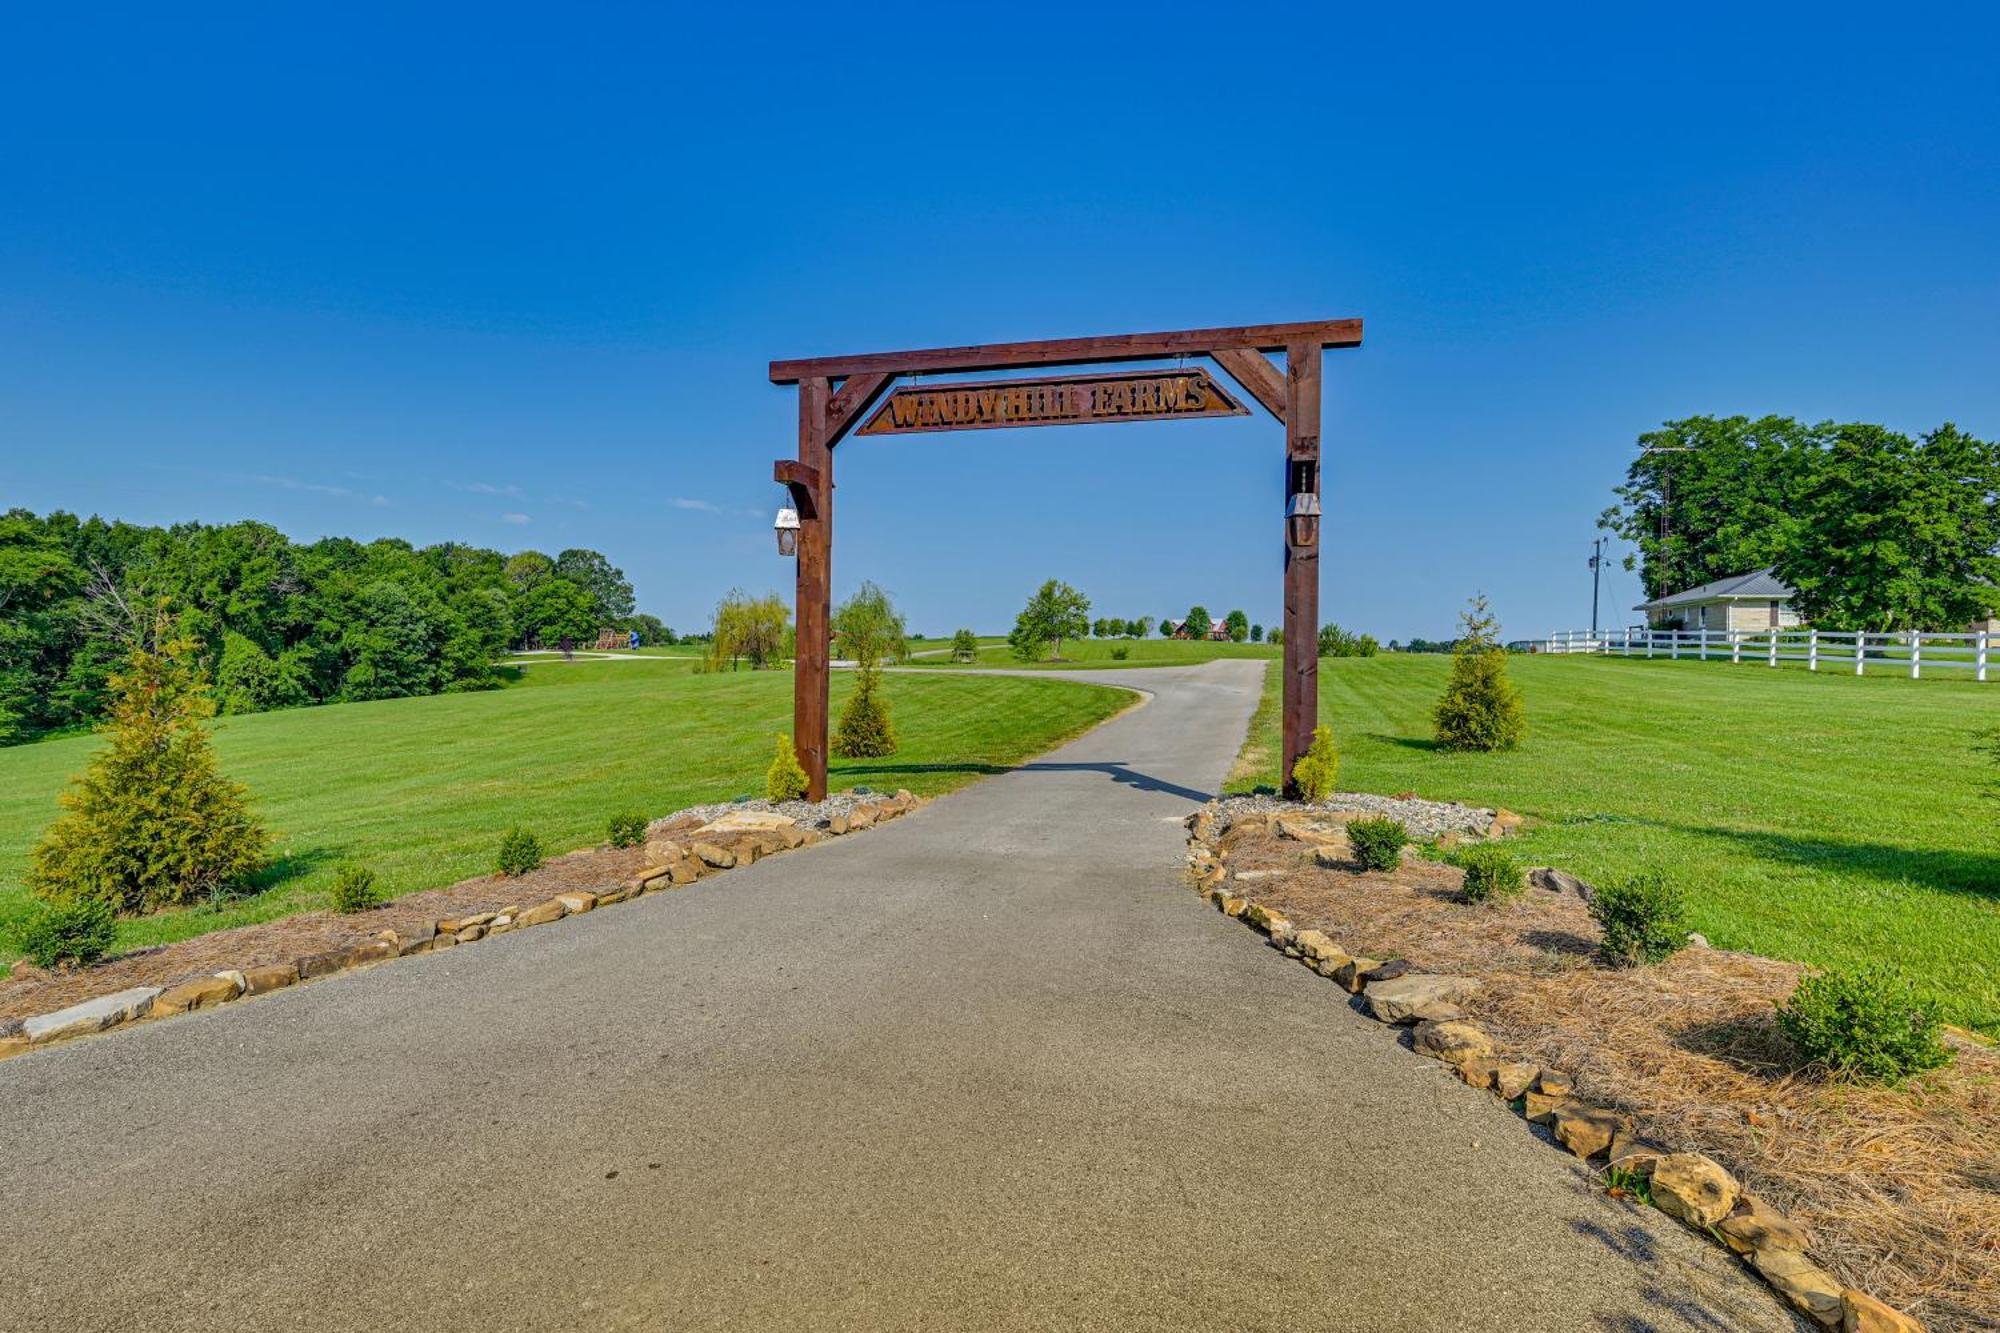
[0,844,646,1027]
[1220,827,2000,1333]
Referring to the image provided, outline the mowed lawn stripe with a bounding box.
[0,666,1130,960]
[1233,654,2000,1034]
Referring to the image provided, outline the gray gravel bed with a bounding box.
[1214,791,1494,842]
[650,788,894,834]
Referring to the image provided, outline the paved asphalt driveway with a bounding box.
[0,661,1799,1331]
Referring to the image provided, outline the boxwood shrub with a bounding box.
[1777,966,1951,1085]
[1346,817,1408,872]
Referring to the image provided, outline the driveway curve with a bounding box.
[0,660,1798,1331]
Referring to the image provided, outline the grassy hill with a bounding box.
[0,659,1129,961]
[1233,653,2000,1034]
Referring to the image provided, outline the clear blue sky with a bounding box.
[4,4,1995,641]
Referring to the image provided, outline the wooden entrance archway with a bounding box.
[769,318,1364,801]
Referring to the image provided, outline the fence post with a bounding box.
[1671,632,1680,660]
[1730,632,1742,664]
[1646,630,1654,658]
[1808,628,1818,672]
[1979,632,1989,683]
[1768,630,1778,667]
[1855,632,1866,676]
[1910,632,1921,680]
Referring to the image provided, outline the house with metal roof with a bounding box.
[1635,568,1801,632]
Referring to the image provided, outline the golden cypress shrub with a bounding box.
[1291,724,1340,802]
[767,733,810,802]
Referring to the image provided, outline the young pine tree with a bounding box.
[834,668,897,757]
[833,582,903,757]
[28,631,268,913]
[1432,594,1527,753]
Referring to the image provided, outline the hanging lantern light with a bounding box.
[1286,491,1321,548]
[774,505,800,557]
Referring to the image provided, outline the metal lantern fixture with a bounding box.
[774,505,800,557]
[1286,491,1321,548]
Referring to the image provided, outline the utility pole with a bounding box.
[1589,536,1605,637]
[1639,444,1694,594]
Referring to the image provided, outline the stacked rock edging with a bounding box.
[1181,798,1927,1333]
[0,789,923,1065]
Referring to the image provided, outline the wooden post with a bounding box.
[1910,631,1921,680]
[1280,338,1322,796]
[1855,632,1867,676]
[793,377,832,800]
[1978,632,1989,683]
[1808,628,1819,671]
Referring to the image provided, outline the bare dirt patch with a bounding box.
[1220,825,2000,1332]
[0,844,644,1025]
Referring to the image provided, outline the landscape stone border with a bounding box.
[0,790,922,1066]
[1183,799,1927,1333]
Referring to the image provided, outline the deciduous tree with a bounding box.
[1777,423,2000,631]
[1010,579,1091,662]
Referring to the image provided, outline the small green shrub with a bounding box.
[767,732,810,802]
[329,862,383,914]
[19,896,118,969]
[1456,844,1524,904]
[496,827,544,877]
[1347,817,1408,872]
[607,811,647,848]
[1777,966,1952,1085]
[1590,870,1689,966]
[1291,724,1339,802]
[1109,643,1130,660]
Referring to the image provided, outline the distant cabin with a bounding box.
[1636,569,1801,633]
[1164,618,1232,641]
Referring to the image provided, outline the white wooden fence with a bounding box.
[1536,627,1993,682]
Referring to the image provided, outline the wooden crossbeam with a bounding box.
[771,319,1361,384]
[1210,348,1289,425]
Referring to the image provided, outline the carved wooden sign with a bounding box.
[855,367,1248,437]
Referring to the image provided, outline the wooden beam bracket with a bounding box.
[1210,347,1289,425]
[825,372,893,447]
[773,459,821,515]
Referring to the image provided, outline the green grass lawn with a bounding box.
[1234,654,2000,1034]
[906,637,1281,670]
[0,666,1130,962]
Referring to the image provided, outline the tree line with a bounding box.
[0,508,659,745]
[1600,416,2000,631]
